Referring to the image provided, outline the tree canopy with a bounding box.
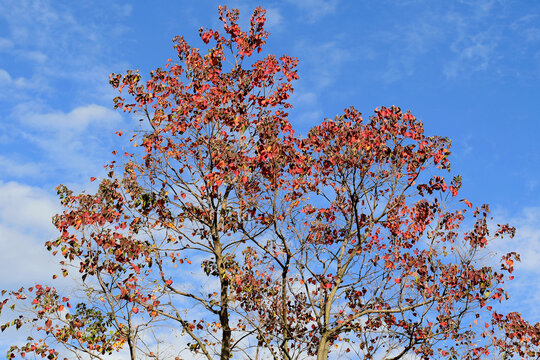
[1,6,539,360]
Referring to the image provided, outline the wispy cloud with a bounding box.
[289,91,323,125]
[511,14,540,42]
[296,39,352,89]
[290,38,351,127]
[286,0,339,23]
[0,68,49,97]
[0,1,131,103]
[442,7,502,79]
[368,0,540,82]
[380,21,441,82]
[0,155,41,179]
[265,7,284,30]
[0,37,13,51]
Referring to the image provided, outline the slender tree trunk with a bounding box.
[214,238,232,360]
[126,316,136,360]
[279,249,292,360]
[219,279,232,360]
[316,336,329,360]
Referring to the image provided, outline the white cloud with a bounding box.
[0,182,61,288]
[19,104,122,133]
[0,182,57,237]
[0,182,91,355]
[0,224,59,287]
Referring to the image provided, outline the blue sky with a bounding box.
[0,0,539,354]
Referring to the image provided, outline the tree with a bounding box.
[1,6,539,360]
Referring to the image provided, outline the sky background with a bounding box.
[0,0,539,356]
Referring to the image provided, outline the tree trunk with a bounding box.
[214,238,232,360]
[126,316,136,360]
[219,286,232,360]
[316,336,329,360]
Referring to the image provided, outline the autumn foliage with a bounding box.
[1,6,539,360]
